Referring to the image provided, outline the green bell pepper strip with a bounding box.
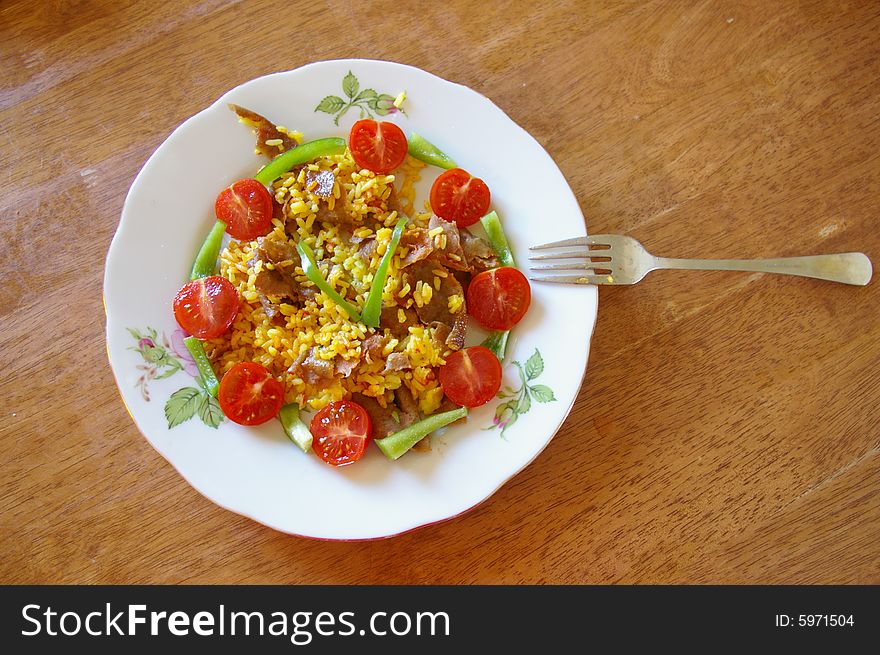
[481,330,510,362]
[478,210,516,360]
[254,137,346,185]
[479,210,515,267]
[407,132,457,169]
[183,336,220,397]
[360,216,408,328]
[375,407,468,460]
[296,241,362,323]
[190,219,227,280]
[279,403,313,453]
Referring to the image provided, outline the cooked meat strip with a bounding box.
[427,215,469,271]
[289,348,334,385]
[305,169,335,198]
[254,269,298,298]
[351,388,420,440]
[461,230,500,273]
[358,237,378,260]
[361,334,389,362]
[384,352,412,372]
[408,261,468,350]
[387,184,404,215]
[256,233,297,265]
[350,393,399,439]
[380,304,419,339]
[394,387,420,428]
[399,228,434,267]
[229,104,297,158]
[398,216,470,271]
[335,357,359,378]
[314,200,357,226]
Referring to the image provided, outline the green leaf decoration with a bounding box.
[356,88,377,101]
[315,95,345,114]
[197,393,224,429]
[342,71,359,98]
[165,387,201,429]
[524,350,544,380]
[516,389,531,415]
[530,384,556,403]
[127,327,141,341]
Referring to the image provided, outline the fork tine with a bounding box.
[529,234,611,250]
[530,262,597,272]
[530,236,594,250]
[528,250,590,261]
[529,274,611,285]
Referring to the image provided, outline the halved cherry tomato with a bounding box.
[439,346,502,408]
[172,275,239,339]
[310,400,373,467]
[215,178,274,241]
[348,119,408,174]
[218,362,285,426]
[429,168,491,228]
[466,266,531,330]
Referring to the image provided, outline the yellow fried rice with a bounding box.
[204,150,449,415]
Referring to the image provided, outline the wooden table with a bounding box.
[2,0,877,584]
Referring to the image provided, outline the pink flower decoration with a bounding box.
[170,329,200,378]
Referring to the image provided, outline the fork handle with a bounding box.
[654,252,872,286]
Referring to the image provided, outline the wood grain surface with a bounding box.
[1,0,878,584]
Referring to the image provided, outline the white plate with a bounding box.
[104,59,597,540]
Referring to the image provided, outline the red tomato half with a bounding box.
[310,400,373,467]
[218,362,285,426]
[439,346,503,408]
[172,275,239,339]
[466,267,531,330]
[215,178,274,241]
[429,168,491,228]
[348,119,408,174]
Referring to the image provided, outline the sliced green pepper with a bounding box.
[296,240,362,323]
[407,132,457,169]
[479,210,515,267]
[190,219,227,280]
[279,403,313,453]
[481,330,510,361]
[254,137,346,185]
[183,336,220,397]
[361,216,408,328]
[375,407,468,460]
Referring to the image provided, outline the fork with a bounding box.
[529,235,873,286]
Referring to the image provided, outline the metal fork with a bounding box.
[529,235,873,286]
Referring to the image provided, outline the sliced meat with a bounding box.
[380,304,419,339]
[387,184,404,215]
[408,261,468,350]
[314,200,357,226]
[335,357,359,378]
[398,216,469,271]
[461,230,500,273]
[427,215,469,271]
[254,268,298,298]
[351,388,420,440]
[229,104,297,158]
[384,352,412,372]
[305,169,335,199]
[350,393,399,439]
[256,233,297,265]
[358,237,378,260]
[289,348,334,385]
[399,228,434,267]
[361,333,389,362]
